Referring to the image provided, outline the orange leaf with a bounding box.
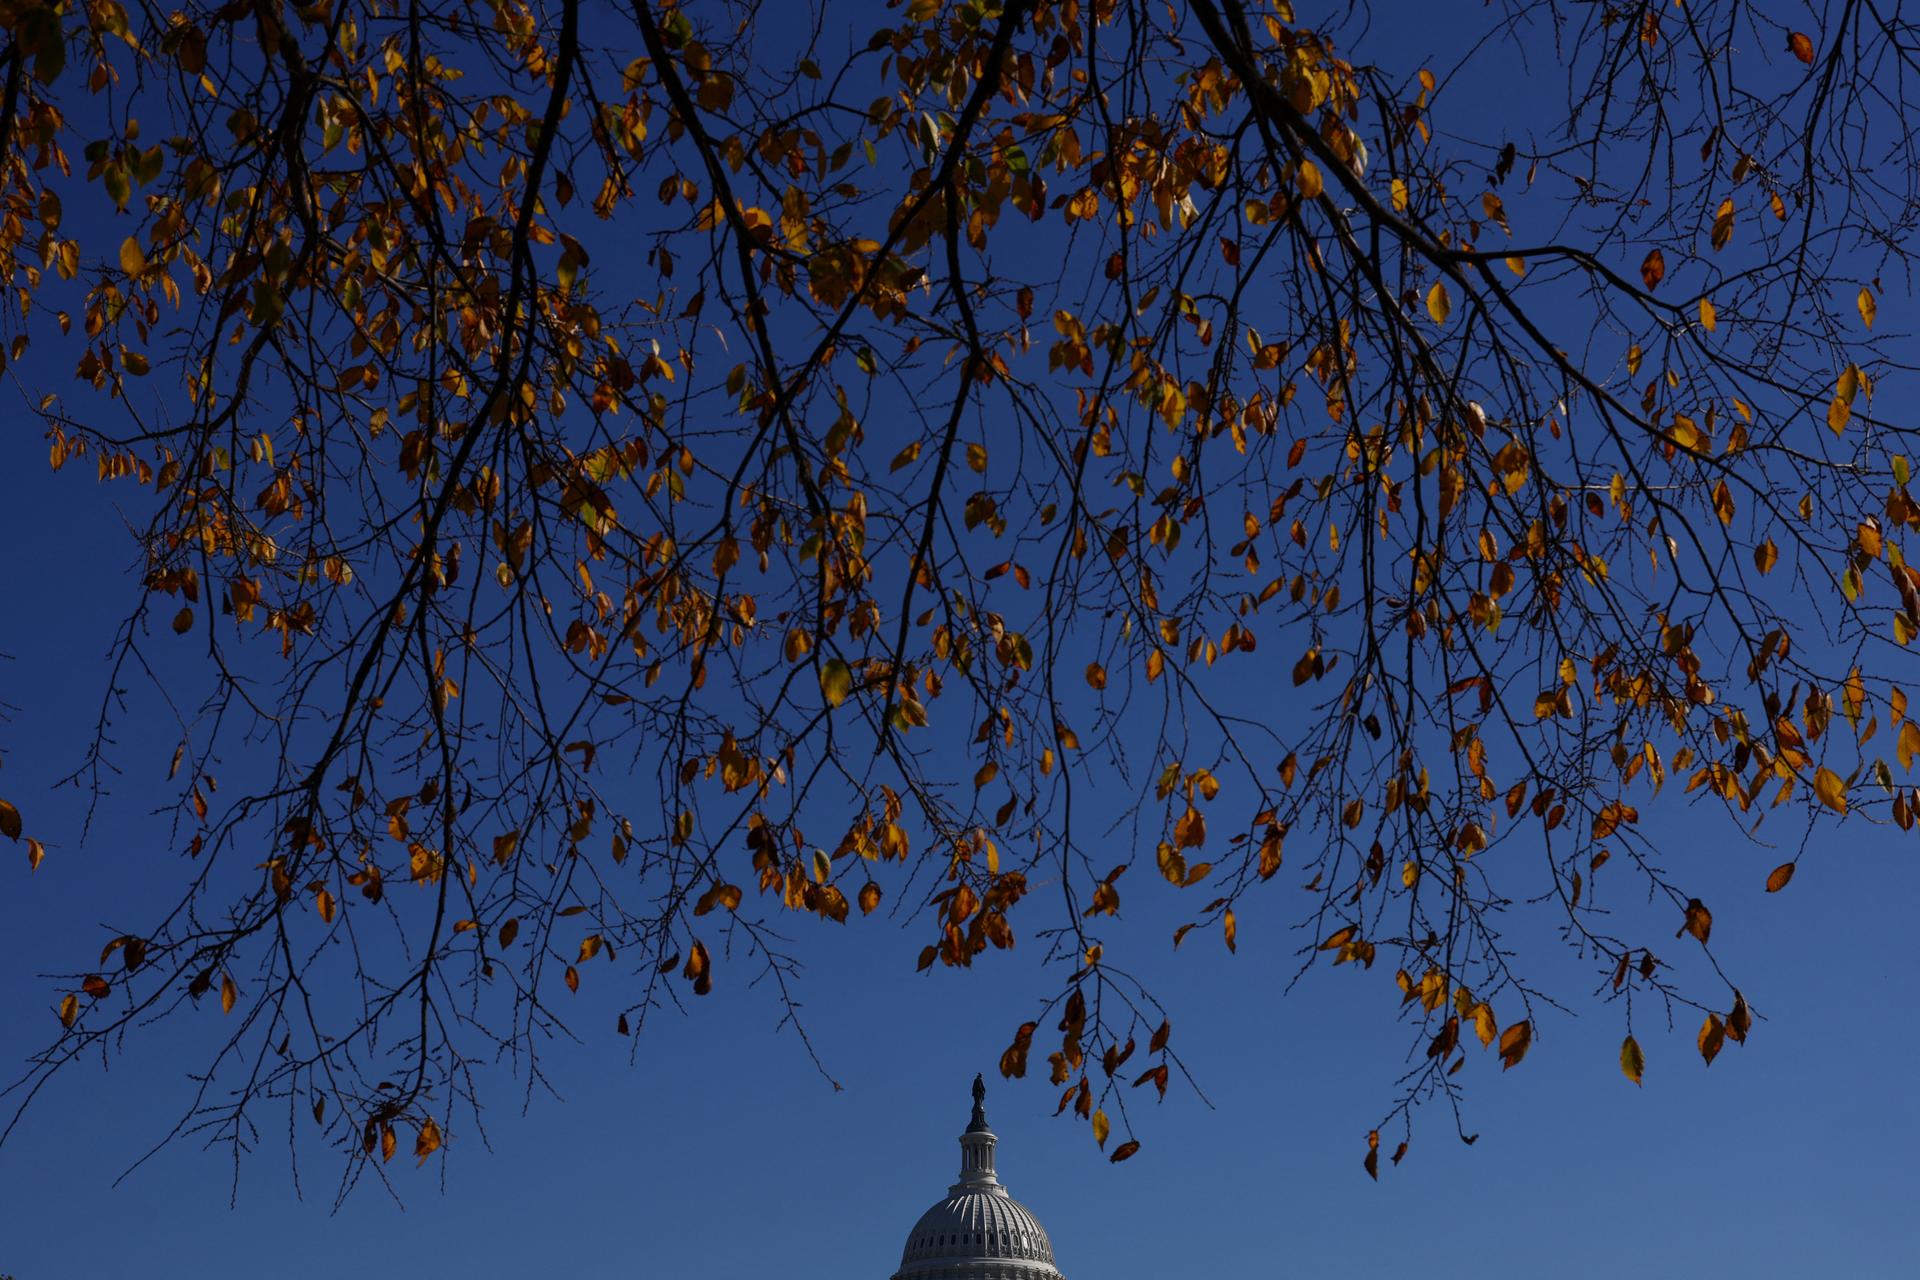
[415,1117,442,1164]
[1698,1013,1726,1066]
[1498,1020,1532,1070]
[1765,862,1795,892]
[1788,31,1815,63]
[1639,248,1665,290]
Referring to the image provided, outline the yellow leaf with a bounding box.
[1827,395,1850,434]
[1813,765,1847,812]
[1091,1108,1110,1148]
[1390,177,1409,212]
[1858,287,1876,329]
[1472,1002,1497,1048]
[59,993,78,1028]
[118,237,146,275]
[1620,1033,1645,1086]
[1699,297,1717,331]
[220,973,237,1014]
[1297,159,1323,199]
[1425,281,1451,324]
[820,658,852,707]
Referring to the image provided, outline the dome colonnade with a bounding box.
[889,1076,1069,1280]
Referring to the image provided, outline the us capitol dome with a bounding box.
[890,1076,1067,1280]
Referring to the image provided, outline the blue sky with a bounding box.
[3,2,1919,1277]
[2,471,1914,1276]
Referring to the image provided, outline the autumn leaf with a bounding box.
[1765,862,1795,892]
[1812,765,1848,813]
[1680,898,1712,944]
[1698,1013,1726,1066]
[1498,1020,1532,1070]
[1091,1108,1110,1149]
[1109,1140,1141,1163]
[1297,159,1323,199]
[1472,1002,1498,1048]
[819,658,853,708]
[1620,1033,1645,1086]
[1728,990,1752,1042]
[1858,287,1876,329]
[0,799,20,840]
[1789,31,1815,64]
[118,237,146,275]
[220,973,237,1015]
[1425,281,1451,324]
[1639,248,1666,289]
[415,1117,442,1164]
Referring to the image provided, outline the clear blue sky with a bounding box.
[2,466,1914,1274]
[3,4,1918,1277]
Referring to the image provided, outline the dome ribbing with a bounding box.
[890,1076,1067,1280]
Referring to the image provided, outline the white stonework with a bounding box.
[890,1077,1068,1280]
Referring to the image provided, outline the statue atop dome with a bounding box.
[889,1075,1065,1280]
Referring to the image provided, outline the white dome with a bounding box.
[890,1078,1067,1280]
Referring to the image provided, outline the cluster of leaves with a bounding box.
[3,0,1918,1192]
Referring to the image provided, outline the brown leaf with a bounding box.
[1727,990,1752,1043]
[1788,31,1815,63]
[1639,248,1666,290]
[1680,898,1712,944]
[1109,1140,1141,1163]
[1765,862,1795,892]
[220,973,236,1014]
[0,799,21,840]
